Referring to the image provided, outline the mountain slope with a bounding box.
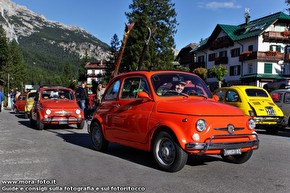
[0,0,111,84]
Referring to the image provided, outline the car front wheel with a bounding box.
[77,121,85,129]
[221,150,253,164]
[36,115,44,130]
[153,131,188,172]
[90,123,108,151]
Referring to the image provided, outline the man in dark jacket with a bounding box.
[76,81,89,119]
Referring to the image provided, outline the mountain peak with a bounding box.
[0,0,110,60]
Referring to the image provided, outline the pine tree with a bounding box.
[0,25,9,78]
[122,0,178,71]
[0,27,27,94]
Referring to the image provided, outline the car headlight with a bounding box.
[46,109,51,115]
[196,119,206,132]
[248,118,256,130]
[76,109,81,115]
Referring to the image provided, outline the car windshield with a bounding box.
[28,92,37,99]
[151,72,212,98]
[245,89,268,97]
[41,89,74,100]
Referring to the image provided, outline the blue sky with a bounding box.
[12,0,287,50]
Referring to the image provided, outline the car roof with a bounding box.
[112,70,199,80]
[215,85,264,91]
[40,86,72,91]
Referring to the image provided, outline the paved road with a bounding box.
[1,109,290,193]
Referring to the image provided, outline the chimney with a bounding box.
[244,8,250,24]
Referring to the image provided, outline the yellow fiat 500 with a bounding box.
[214,85,284,133]
[24,90,37,119]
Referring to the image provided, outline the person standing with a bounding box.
[95,83,105,106]
[0,88,4,112]
[9,89,15,112]
[76,81,89,119]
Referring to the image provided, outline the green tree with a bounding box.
[8,40,27,91]
[62,62,75,87]
[122,0,178,71]
[78,51,90,82]
[0,25,9,79]
[209,64,228,88]
[0,28,27,94]
[286,0,290,14]
[193,67,208,81]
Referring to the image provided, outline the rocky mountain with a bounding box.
[0,0,111,68]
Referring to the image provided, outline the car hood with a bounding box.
[41,100,79,109]
[157,98,245,116]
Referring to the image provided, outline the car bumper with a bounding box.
[185,133,259,153]
[42,117,84,124]
[254,116,284,125]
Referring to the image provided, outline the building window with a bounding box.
[219,51,227,57]
[248,45,253,51]
[230,65,241,76]
[198,55,205,62]
[248,64,253,74]
[269,45,282,52]
[208,53,216,61]
[230,48,240,57]
[264,63,272,74]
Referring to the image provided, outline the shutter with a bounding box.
[269,45,273,51]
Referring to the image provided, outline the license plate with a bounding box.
[223,149,241,156]
[59,121,68,125]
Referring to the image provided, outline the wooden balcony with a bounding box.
[214,57,228,65]
[239,51,284,62]
[263,31,290,43]
[192,61,205,68]
[210,37,233,50]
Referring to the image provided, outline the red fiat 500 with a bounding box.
[90,71,259,172]
[30,86,85,130]
[14,93,27,113]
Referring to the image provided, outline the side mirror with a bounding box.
[137,91,153,101]
[213,94,219,102]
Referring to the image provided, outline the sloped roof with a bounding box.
[195,12,290,51]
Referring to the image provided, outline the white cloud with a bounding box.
[199,1,241,9]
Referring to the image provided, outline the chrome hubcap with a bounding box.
[158,139,176,165]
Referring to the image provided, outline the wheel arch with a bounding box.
[150,125,186,152]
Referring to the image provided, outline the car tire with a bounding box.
[77,121,85,129]
[29,113,35,127]
[152,131,188,172]
[90,123,108,152]
[36,115,44,130]
[221,150,253,164]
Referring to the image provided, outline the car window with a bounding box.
[225,90,240,102]
[284,92,290,104]
[151,73,212,98]
[271,93,283,103]
[120,77,150,99]
[214,89,226,102]
[104,80,120,100]
[28,92,37,99]
[41,89,74,100]
[245,89,268,97]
